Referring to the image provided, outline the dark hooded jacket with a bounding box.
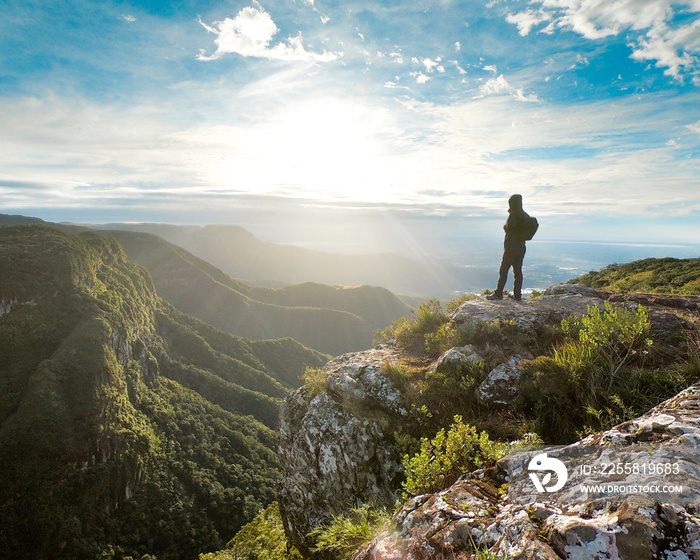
[503,194,528,252]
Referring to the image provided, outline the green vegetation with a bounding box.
[306,286,698,559]
[309,504,392,560]
[517,302,695,443]
[378,288,699,448]
[375,298,464,355]
[299,366,329,397]
[199,502,302,560]
[0,225,327,560]
[106,229,410,356]
[3,224,699,560]
[401,415,507,497]
[306,418,506,560]
[571,257,700,295]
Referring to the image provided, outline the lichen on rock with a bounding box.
[278,346,406,558]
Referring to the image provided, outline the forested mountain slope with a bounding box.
[104,230,409,355]
[571,257,700,295]
[0,215,410,356]
[0,225,327,560]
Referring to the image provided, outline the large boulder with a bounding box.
[430,344,483,375]
[451,286,608,333]
[451,285,695,340]
[278,346,406,559]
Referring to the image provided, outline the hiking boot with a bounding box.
[486,293,503,300]
[508,294,522,301]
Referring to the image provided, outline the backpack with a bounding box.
[521,214,539,241]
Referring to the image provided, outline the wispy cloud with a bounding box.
[505,0,700,81]
[1,0,698,244]
[4,87,693,222]
[506,8,551,36]
[479,74,540,102]
[197,6,339,62]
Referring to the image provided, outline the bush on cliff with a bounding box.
[309,503,392,560]
[402,415,507,497]
[516,302,694,443]
[570,257,700,295]
[199,502,302,560]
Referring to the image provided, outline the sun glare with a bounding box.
[196,98,398,202]
[268,99,390,199]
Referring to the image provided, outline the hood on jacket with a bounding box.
[508,194,523,212]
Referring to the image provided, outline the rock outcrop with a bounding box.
[278,346,407,559]
[452,284,694,337]
[351,382,700,560]
[278,285,698,559]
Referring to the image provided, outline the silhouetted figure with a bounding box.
[486,194,536,301]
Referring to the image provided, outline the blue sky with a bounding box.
[1,0,699,250]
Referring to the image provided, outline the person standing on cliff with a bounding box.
[486,194,535,302]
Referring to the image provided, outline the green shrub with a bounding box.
[402,415,507,497]
[561,301,653,384]
[376,298,449,353]
[444,293,479,315]
[516,302,696,443]
[199,502,302,560]
[309,504,391,560]
[570,257,700,295]
[383,357,489,443]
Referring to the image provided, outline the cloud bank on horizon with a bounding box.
[0,0,698,243]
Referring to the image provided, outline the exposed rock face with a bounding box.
[451,285,608,333]
[351,382,700,560]
[279,286,699,560]
[278,346,406,559]
[451,284,695,337]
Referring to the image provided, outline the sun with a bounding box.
[194,97,398,204]
[263,98,392,200]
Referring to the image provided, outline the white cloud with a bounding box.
[506,8,551,36]
[422,57,439,72]
[513,88,540,102]
[505,0,700,82]
[197,6,338,62]
[412,72,431,84]
[631,19,700,79]
[483,64,498,73]
[1,90,697,233]
[479,74,540,101]
[122,14,136,23]
[480,74,511,95]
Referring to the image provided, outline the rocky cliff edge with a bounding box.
[278,285,699,560]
